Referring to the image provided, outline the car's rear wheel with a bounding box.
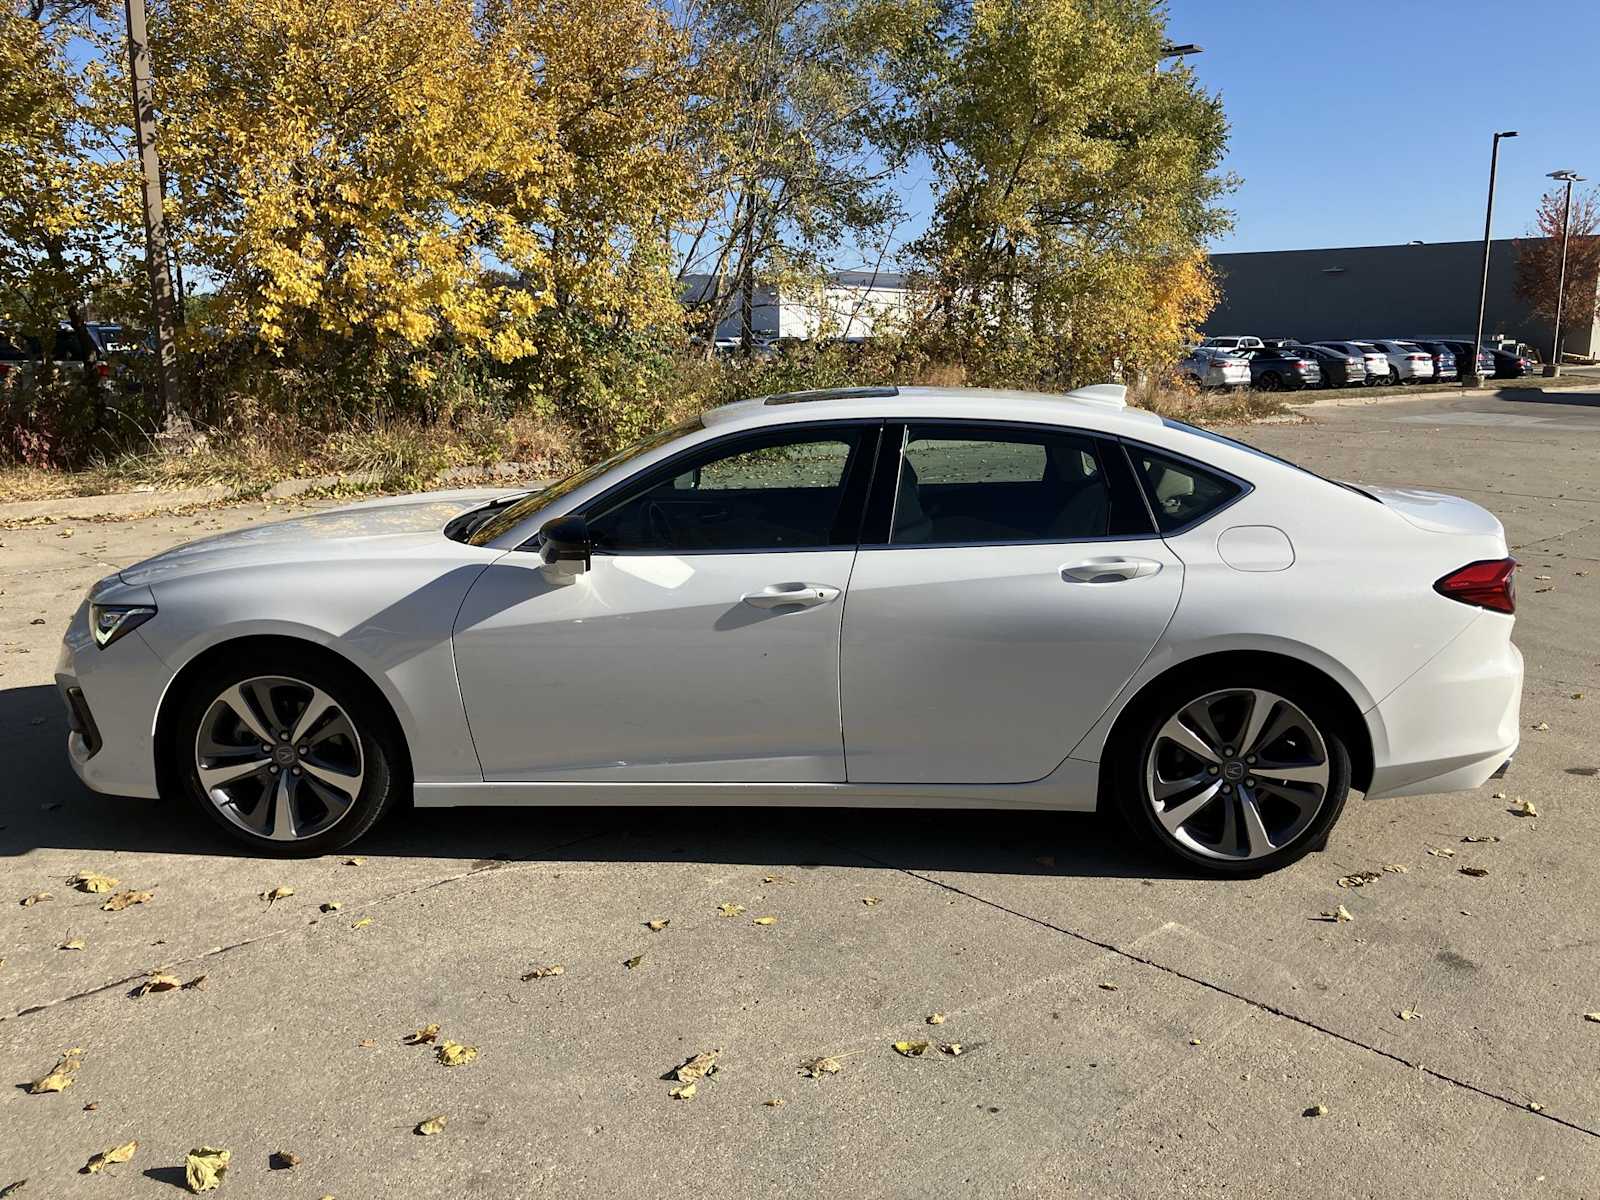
[170,651,404,854]
[1259,372,1282,391]
[1117,678,1351,874]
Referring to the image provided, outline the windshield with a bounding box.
[465,416,704,547]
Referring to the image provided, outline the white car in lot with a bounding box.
[1357,339,1435,383]
[58,385,1522,873]
[1177,346,1251,390]
[1200,335,1263,353]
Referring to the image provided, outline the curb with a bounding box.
[1293,376,1596,412]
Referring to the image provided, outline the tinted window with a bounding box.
[589,427,866,552]
[1129,446,1244,534]
[891,426,1137,545]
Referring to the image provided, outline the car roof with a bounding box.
[699,385,1166,438]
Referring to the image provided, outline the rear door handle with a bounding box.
[1060,557,1163,583]
[741,582,841,609]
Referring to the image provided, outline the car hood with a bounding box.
[118,488,523,587]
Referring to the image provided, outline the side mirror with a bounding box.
[538,515,591,581]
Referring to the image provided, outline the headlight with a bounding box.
[90,603,156,649]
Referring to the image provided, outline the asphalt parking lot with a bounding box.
[2,384,1599,1197]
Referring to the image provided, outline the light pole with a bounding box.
[1471,130,1517,385]
[1544,170,1586,378]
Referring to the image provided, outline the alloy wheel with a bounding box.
[194,675,365,842]
[1144,688,1330,862]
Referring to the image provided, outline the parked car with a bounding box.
[1289,342,1366,388]
[1401,340,1457,382]
[1314,341,1393,385]
[59,383,1522,874]
[1177,346,1251,390]
[1243,346,1322,390]
[1432,340,1496,382]
[1201,335,1264,352]
[0,324,121,389]
[1356,340,1435,383]
[1487,346,1538,378]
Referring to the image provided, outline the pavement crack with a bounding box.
[850,851,1600,1143]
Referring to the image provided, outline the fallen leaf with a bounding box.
[1493,791,1507,799]
[84,1102,98,1111]
[798,1056,842,1078]
[672,1050,721,1083]
[357,1038,376,1048]
[27,1047,84,1093]
[1582,1012,1600,1023]
[260,885,295,903]
[623,954,644,970]
[403,1023,441,1045]
[182,975,207,991]
[269,1150,299,1170]
[1427,847,1457,859]
[763,1097,785,1107]
[319,901,341,913]
[437,1041,478,1067]
[1459,866,1490,878]
[184,1146,230,1193]
[1461,834,1501,843]
[1528,1101,1545,1113]
[350,917,372,928]
[1189,1038,1202,1046]
[1318,905,1354,923]
[716,903,746,918]
[134,972,182,996]
[1098,982,1119,991]
[60,937,85,951]
[939,1042,964,1056]
[1303,1104,1328,1118]
[1336,870,1382,889]
[1398,1006,1422,1021]
[926,1013,946,1025]
[668,1082,697,1100]
[861,896,882,906]
[68,872,118,894]
[1382,863,1409,874]
[645,919,670,932]
[415,1116,446,1136]
[20,892,51,906]
[1574,692,1586,701]
[1531,721,1551,732]
[343,857,366,867]
[760,875,794,885]
[82,1140,137,1174]
[0,1181,23,1197]
[892,1040,931,1057]
[1534,574,1552,580]
[1510,798,1538,817]
[752,915,777,926]
[521,964,565,980]
[101,890,153,912]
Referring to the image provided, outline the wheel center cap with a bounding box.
[1223,760,1246,782]
[273,744,298,767]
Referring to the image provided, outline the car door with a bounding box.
[839,422,1184,785]
[452,421,877,783]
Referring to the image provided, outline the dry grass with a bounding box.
[1126,379,1291,424]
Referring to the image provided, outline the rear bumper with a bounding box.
[1364,613,1522,799]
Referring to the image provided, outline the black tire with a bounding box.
[168,647,407,855]
[1113,669,1352,875]
[1259,372,1282,391]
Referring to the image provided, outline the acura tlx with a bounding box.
[58,384,1521,873]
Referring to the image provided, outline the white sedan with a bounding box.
[58,385,1522,873]
[1177,347,1251,390]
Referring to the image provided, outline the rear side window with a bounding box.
[889,425,1149,545]
[1130,447,1244,534]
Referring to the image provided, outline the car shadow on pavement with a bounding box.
[1,682,1196,880]
[1495,385,1600,407]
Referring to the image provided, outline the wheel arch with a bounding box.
[153,634,414,798]
[1095,649,1375,809]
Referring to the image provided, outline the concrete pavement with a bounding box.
[2,388,1599,1197]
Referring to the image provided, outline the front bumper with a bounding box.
[56,600,170,799]
[1364,613,1522,799]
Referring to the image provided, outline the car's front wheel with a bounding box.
[1117,678,1351,874]
[170,651,404,855]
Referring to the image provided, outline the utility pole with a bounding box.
[1544,170,1586,378]
[1471,130,1517,384]
[125,0,184,435]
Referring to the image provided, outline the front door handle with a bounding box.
[1060,557,1163,583]
[741,582,842,609]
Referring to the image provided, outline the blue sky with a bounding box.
[875,0,1594,265]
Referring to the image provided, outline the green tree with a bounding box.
[896,0,1232,386]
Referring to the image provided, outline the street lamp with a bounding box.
[1471,130,1518,385]
[1544,169,1587,378]
[1160,42,1204,58]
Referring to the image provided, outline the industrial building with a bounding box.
[1204,238,1600,359]
[681,270,912,342]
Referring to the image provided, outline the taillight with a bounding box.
[1408,354,1428,362]
[1434,558,1516,614]
[93,362,110,380]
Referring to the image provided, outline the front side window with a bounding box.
[1129,446,1244,534]
[588,426,868,552]
[890,425,1142,545]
